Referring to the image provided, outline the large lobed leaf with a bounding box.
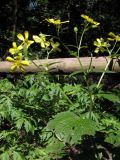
[44,111,98,145]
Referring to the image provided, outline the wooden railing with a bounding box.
[0,57,119,73]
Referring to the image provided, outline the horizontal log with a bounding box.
[0,57,119,73]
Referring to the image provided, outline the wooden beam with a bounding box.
[0,57,119,73]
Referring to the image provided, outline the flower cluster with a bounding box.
[6,31,33,72]
[7,30,62,72]
[108,32,120,42]
[46,18,69,25]
[17,31,34,48]
[46,18,69,35]
[93,32,120,54]
[81,14,100,26]
[33,33,61,52]
[6,15,120,72]
[33,33,50,48]
[94,38,110,53]
[6,53,29,72]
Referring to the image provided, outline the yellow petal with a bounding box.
[81,14,88,19]
[51,42,58,48]
[9,48,16,55]
[108,32,116,38]
[17,44,23,50]
[81,14,99,26]
[116,36,120,41]
[107,38,114,41]
[93,21,100,26]
[27,40,34,47]
[21,60,30,66]
[46,18,61,25]
[12,42,17,48]
[46,18,55,23]
[33,35,41,43]
[19,66,25,72]
[96,38,102,44]
[93,41,98,46]
[94,48,99,53]
[6,56,14,62]
[14,55,22,61]
[17,33,24,41]
[45,41,50,47]
[24,31,29,39]
[18,52,23,57]
[61,20,69,24]
[55,42,60,47]
[54,19,61,25]
[11,65,17,72]
[41,41,45,48]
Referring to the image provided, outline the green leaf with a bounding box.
[105,132,120,146]
[69,70,83,77]
[16,118,25,130]
[97,92,120,103]
[0,79,14,92]
[24,119,34,133]
[0,152,9,160]
[44,111,98,144]
[13,151,23,160]
[45,137,65,159]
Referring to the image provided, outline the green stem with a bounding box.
[88,53,93,72]
[46,48,53,59]
[88,92,94,117]
[77,56,84,73]
[12,0,18,40]
[97,58,111,88]
[77,24,88,57]
[97,41,117,88]
[75,32,78,47]
[59,87,73,105]
[110,40,117,54]
[76,24,89,75]
[115,46,120,55]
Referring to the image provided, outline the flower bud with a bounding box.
[74,27,78,33]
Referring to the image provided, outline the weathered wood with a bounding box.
[0,57,119,73]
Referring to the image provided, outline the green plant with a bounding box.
[0,13,120,160]
[39,14,120,159]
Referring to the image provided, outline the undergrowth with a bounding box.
[0,73,120,160]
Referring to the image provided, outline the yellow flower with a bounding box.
[33,33,50,48]
[46,18,69,25]
[94,38,109,53]
[108,32,120,42]
[50,38,61,52]
[81,14,100,26]
[17,31,34,48]
[9,42,23,55]
[6,53,30,72]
